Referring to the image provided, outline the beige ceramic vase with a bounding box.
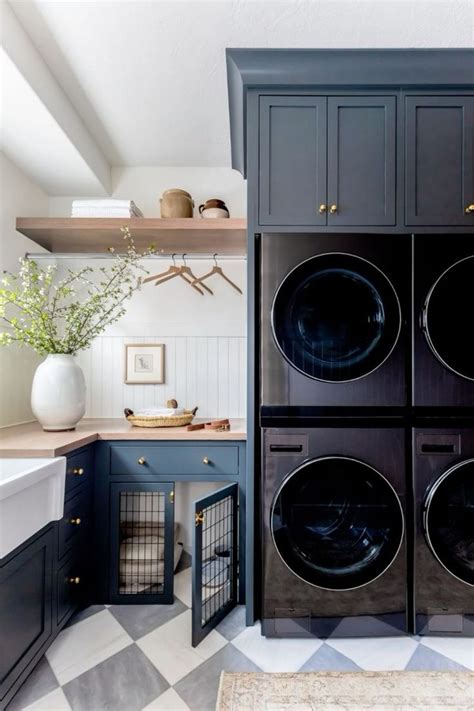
[160,189,194,218]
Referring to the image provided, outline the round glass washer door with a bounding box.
[423,459,474,586]
[422,255,474,381]
[271,253,401,383]
[271,456,404,591]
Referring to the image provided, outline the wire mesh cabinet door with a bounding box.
[192,483,239,647]
[109,482,175,604]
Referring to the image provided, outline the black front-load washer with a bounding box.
[414,235,474,408]
[261,233,410,410]
[262,427,407,637]
[414,427,474,636]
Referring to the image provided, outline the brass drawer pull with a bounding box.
[329,204,338,214]
[465,204,474,214]
[69,576,81,585]
[138,457,146,465]
[202,456,210,465]
[70,517,81,525]
[73,467,84,476]
[318,203,327,214]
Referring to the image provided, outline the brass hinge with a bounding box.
[170,491,174,504]
[195,511,205,526]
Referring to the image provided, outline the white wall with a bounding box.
[49,166,246,218]
[49,167,247,419]
[0,153,49,427]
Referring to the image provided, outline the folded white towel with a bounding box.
[134,407,185,417]
[71,199,144,218]
[72,199,140,208]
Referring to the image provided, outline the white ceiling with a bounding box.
[7,0,473,172]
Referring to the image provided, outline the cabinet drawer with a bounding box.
[110,446,239,476]
[65,449,93,496]
[58,487,92,561]
[56,552,86,625]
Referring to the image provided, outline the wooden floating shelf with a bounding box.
[16,217,247,256]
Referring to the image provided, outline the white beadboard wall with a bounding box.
[76,335,246,419]
[58,255,248,419]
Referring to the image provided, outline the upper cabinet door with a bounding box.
[259,96,327,226]
[405,97,474,226]
[327,96,397,226]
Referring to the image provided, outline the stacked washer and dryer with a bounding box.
[260,233,473,638]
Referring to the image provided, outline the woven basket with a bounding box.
[125,409,196,428]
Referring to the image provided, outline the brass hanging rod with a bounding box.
[25,252,246,261]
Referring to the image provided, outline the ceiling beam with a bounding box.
[2,1,111,195]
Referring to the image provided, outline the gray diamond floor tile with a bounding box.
[63,643,169,711]
[299,642,363,671]
[216,605,246,641]
[6,657,59,711]
[174,643,262,711]
[109,598,188,640]
[66,605,106,628]
[405,644,471,671]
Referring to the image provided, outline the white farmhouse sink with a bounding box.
[0,457,66,558]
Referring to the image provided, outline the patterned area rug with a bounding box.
[216,670,474,710]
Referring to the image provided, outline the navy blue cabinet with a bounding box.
[258,94,397,228]
[93,441,247,615]
[405,96,474,226]
[0,527,54,706]
[259,96,327,226]
[1,445,94,708]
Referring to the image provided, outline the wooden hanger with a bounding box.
[142,253,181,284]
[179,254,213,295]
[143,254,210,295]
[192,254,243,294]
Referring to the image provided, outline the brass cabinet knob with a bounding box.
[73,467,84,476]
[69,576,81,585]
[465,204,474,214]
[138,457,146,465]
[329,204,338,214]
[70,517,81,525]
[318,204,327,214]
[202,456,210,465]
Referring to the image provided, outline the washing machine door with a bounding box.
[422,255,474,381]
[423,460,474,586]
[271,456,404,590]
[271,253,401,383]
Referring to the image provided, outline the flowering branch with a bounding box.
[0,228,154,356]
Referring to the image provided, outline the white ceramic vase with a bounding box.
[31,354,86,431]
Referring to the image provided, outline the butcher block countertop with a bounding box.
[0,418,247,457]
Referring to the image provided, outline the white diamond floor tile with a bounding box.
[173,568,192,608]
[420,636,474,671]
[325,635,419,671]
[142,687,191,711]
[136,609,227,685]
[23,688,71,710]
[46,609,132,685]
[231,621,323,672]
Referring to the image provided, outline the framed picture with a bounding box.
[124,344,165,384]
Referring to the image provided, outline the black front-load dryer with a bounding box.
[262,427,407,638]
[414,235,474,408]
[261,233,410,410]
[414,427,474,636]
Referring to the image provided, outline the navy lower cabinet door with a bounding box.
[259,96,327,226]
[327,96,397,226]
[109,482,175,604]
[0,527,53,703]
[405,96,474,226]
[192,483,238,647]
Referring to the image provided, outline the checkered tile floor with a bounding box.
[8,554,474,711]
